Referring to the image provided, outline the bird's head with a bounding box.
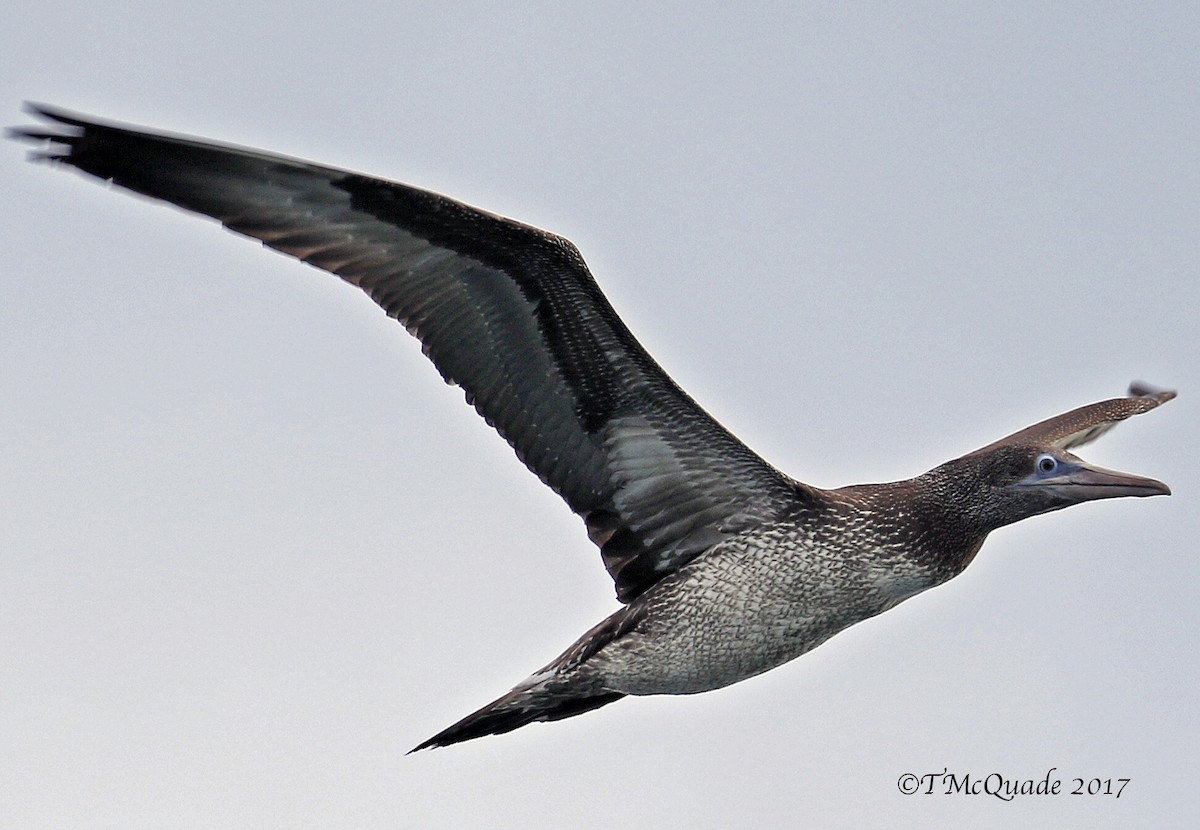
[924,383,1173,535]
[932,443,1169,534]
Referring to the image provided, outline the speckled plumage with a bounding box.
[415,434,1173,749]
[11,106,1174,752]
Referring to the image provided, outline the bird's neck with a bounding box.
[832,476,992,581]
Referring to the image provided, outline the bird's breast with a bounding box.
[590,520,939,695]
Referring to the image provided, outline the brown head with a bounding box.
[923,383,1173,537]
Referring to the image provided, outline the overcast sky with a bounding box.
[2,3,1197,828]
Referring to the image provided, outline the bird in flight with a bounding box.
[12,105,1173,751]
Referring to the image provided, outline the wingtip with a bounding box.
[20,101,89,126]
[22,101,54,118]
[8,102,85,158]
[1128,381,1177,405]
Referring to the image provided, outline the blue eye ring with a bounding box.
[1036,453,1058,474]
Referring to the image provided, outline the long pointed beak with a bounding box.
[1019,459,1171,503]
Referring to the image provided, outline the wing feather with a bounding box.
[13,105,807,601]
[977,383,1176,453]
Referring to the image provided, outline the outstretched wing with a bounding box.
[13,104,806,602]
[981,383,1176,452]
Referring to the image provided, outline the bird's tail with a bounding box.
[410,674,626,752]
[412,605,641,751]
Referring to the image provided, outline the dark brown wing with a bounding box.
[979,383,1175,452]
[12,104,806,602]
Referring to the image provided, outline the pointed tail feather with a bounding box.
[411,681,626,752]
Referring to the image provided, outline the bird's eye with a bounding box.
[1036,454,1058,474]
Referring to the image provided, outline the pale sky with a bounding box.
[2,3,1197,828]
